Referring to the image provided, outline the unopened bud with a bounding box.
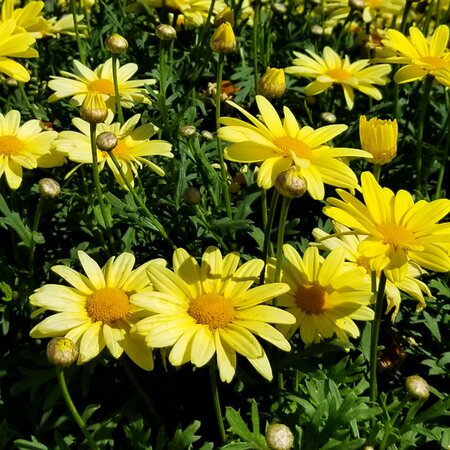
[105,33,128,54]
[183,187,201,205]
[272,2,287,13]
[47,337,79,367]
[258,67,286,98]
[5,77,19,87]
[265,423,294,450]
[180,125,196,138]
[211,22,236,53]
[38,178,61,198]
[214,7,234,27]
[321,112,337,123]
[156,24,177,40]
[405,375,430,400]
[311,24,324,35]
[305,95,317,106]
[275,167,307,198]
[201,130,214,140]
[80,92,108,124]
[96,131,118,152]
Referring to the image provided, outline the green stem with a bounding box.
[273,196,291,285]
[252,0,260,93]
[55,368,100,450]
[28,197,44,279]
[372,164,381,183]
[369,271,387,402]
[70,0,86,64]
[209,361,226,443]
[111,54,124,124]
[434,94,450,199]
[158,39,170,136]
[18,83,38,119]
[379,395,410,450]
[399,0,413,33]
[215,53,232,219]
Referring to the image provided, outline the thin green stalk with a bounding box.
[215,53,232,219]
[158,39,170,136]
[434,94,450,199]
[70,0,86,64]
[379,395,410,450]
[106,150,177,249]
[273,195,291,285]
[196,207,229,251]
[399,0,413,33]
[28,197,44,279]
[369,271,387,402]
[55,368,100,450]
[252,0,260,93]
[111,54,124,124]
[209,361,226,443]
[373,164,381,183]
[260,187,268,230]
[82,0,92,36]
[18,83,38,119]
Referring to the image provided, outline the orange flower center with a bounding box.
[88,79,115,95]
[85,287,129,323]
[295,283,328,314]
[188,293,235,329]
[0,135,24,156]
[112,140,130,157]
[377,223,415,248]
[418,56,449,70]
[326,68,352,82]
[356,255,371,274]
[274,136,312,159]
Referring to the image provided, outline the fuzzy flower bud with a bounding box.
[183,187,201,205]
[265,424,294,450]
[96,131,118,152]
[321,112,337,123]
[214,7,234,27]
[105,33,129,54]
[201,130,214,140]
[258,67,286,98]
[180,125,197,138]
[47,337,79,367]
[405,375,430,400]
[211,22,236,53]
[359,115,398,165]
[38,178,61,199]
[275,167,307,198]
[80,92,108,124]
[156,24,177,41]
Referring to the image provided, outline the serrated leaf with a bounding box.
[13,438,48,450]
[168,420,201,450]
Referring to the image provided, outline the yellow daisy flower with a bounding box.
[48,58,154,111]
[0,19,38,82]
[54,114,173,188]
[1,0,49,38]
[218,95,372,199]
[323,171,450,280]
[30,251,166,371]
[0,110,63,189]
[267,245,374,344]
[313,223,432,321]
[132,246,295,383]
[285,46,391,109]
[380,25,450,86]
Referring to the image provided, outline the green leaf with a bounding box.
[168,420,201,450]
[0,193,33,247]
[0,282,13,302]
[13,438,48,450]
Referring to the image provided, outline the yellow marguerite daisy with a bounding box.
[1,0,49,38]
[48,58,154,111]
[323,171,450,280]
[0,110,63,189]
[132,246,295,382]
[54,114,173,188]
[381,25,450,86]
[267,245,374,344]
[218,95,371,199]
[30,251,165,371]
[0,19,38,82]
[313,223,432,321]
[285,46,391,109]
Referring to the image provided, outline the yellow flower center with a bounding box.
[377,223,415,248]
[418,56,449,70]
[188,293,235,329]
[85,287,130,323]
[295,283,328,314]
[357,255,371,274]
[88,79,115,95]
[326,68,352,82]
[112,140,130,157]
[274,136,312,159]
[0,135,24,156]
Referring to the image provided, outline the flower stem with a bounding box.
[434,93,450,199]
[55,368,100,450]
[209,361,226,443]
[369,270,387,402]
[158,38,170,136]
[373,164,381,183]
[273,195,291,285]
[252,0,260,93]
[111,54,124,124]
[70,0,86,64]
[18,83,38,119]
[28,196,44,279]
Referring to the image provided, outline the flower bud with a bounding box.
[105,33,128,54]
[311,24,324,35]
[5,77,19,87]
[272,2,287,14]
[275,167,307,198]
[405,375,430,400]
[258,67,286,98]
[80,92,108,124]
[47,337,79,367]
[156,24,177,41]
[201,130,214,140]
[211,22,236,53]
[180,125,197,138]
[183,187,201,205]
[359,115,398,165]
[214,7,234,27]
[265,424,294,450]
[321,111,337,124]
[38,178,61,199]
[96,131,118,152]
[349,0,365,11]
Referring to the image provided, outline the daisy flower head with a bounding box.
[132,246,295,383]
[218,95,372,199]
[0,110,63,189]
[313,223,432,321]
[1,0,49,38]
[285,46,391,109]
[48,58,154,111]
[380,25,450,86]
[30,251,166,371]
[53,114,173,188]
[323,171,450,281]
[267,245,374,344]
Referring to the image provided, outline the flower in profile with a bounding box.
[54,114,173,188]
[0,110,63,189]
[30,251,166,370]
[267,245,374,344]
[323,171,450,280]
[258,67,286,98]
[0,19,38,82]
[380,25,450,86]
[285,46,391,109]
[313,222,432,321]
[40,14,87,38]
[359,115,398,165]
[210,21,236,53]
[218,95,372,199]
[132,246,294,382]
[1,0,49,38]
[48,58,154,111]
